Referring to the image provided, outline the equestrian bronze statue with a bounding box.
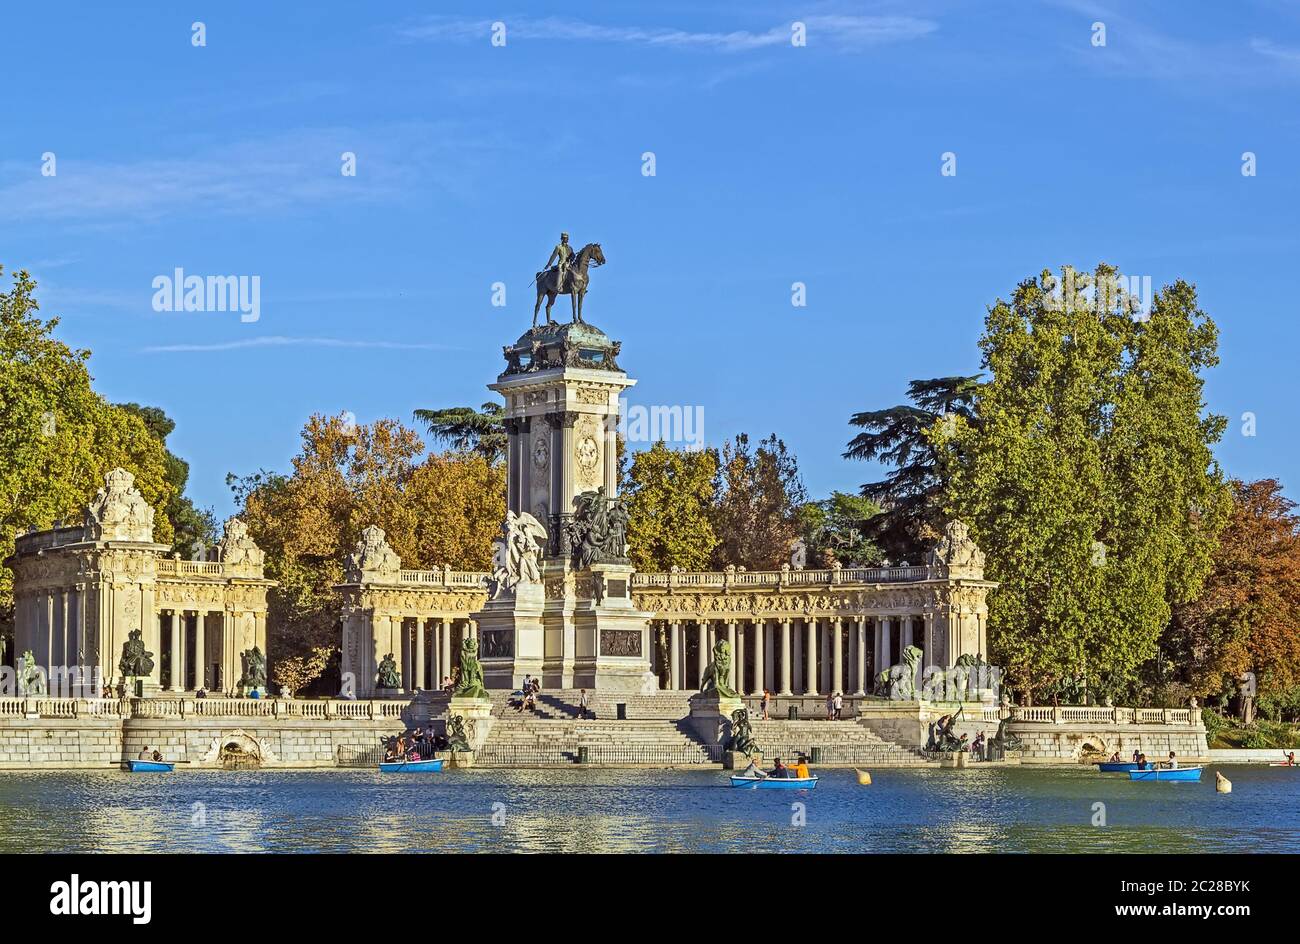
[533,241,606,328]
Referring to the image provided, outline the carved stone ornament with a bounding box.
[345,525,402,583]
[489,511,548,599]
[83,467,155,542]
[928,520,987,579]
[219,518,265,573]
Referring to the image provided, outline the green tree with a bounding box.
[798,491,883,567]
[623,442,719,571]
[845,376,981,561]
[117,402,217,557]
[413,402,506,463]
[0,266,176,631]
[711,434,807,570]
[941,266,1230,702]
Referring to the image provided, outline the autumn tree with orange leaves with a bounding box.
[1164,479,1300,714]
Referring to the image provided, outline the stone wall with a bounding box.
[0,716,409,769]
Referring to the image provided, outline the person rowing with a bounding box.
[739,757,767,780]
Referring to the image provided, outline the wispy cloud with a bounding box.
[0,121,502,225]
[142,336,456,353]
[397,14,937,52]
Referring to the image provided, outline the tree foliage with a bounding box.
[623,442,719,571]
[797,491,883,567]
[412,402,506,464]
[117,402,216,557]
[0,266,177,624]
[941,266,1230,701]
[1164,479,1300,701]
[230,413,505,691]
[711,434,807,570]
[845,375,981,561]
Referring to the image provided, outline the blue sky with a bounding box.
[3,1,1298,519]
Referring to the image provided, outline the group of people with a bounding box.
[753,690,847,721]
[383,727,447,763]
[739,754,812,780]
[509,675,542,713]
[136,746,165,762]
[441,669,459,694]
[1109,749,1180,770]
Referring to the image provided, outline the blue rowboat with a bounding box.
[729,775,818,790]
[378,757,445,773]
[1097,762,1140,772]
[1128,765,1203,782]
[125,759,174,772]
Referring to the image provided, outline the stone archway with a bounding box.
[199,729,277,769]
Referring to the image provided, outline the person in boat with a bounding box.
[1109,752,1123,763]
[739,757,766,779]
[792,755,811,779]
[770,757,789,778]
[1137,753,1148,770]
[151,749,163,762]
[1166,751,1178,769]
[1284,752,1297,766]
[138,746,153,760]
[1132,749,1140,764]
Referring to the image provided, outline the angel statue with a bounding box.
[490,510,548,598]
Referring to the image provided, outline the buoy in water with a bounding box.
[855,768,872,786]
[1215,771,1232,794]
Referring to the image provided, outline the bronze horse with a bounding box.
[534,242,605,327]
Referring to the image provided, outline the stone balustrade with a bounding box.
[0,696,409,720]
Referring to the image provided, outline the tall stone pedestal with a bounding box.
[446,696,494,752]
[686,693,746,747]
[476,582,546,690]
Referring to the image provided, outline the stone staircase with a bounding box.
[748,720,933,767]
[487,688,693,721]
[477,715,715,766]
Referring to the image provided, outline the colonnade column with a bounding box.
[440,617,452,684]
[751,618,765,696]
[831,619,844,695]
[727,621,738,691]
[415,619,426,691]
[169,611,182,691]
[697,621,708,688]
[735,624,746,697]
[670,621,682,690]
[805,617,818,696]
[855,616,867,696]
[194,612,206,690]
[779,619,793,696]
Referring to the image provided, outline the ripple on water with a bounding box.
[0,766,1297,853]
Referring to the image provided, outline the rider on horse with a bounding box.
[544,232,574,292]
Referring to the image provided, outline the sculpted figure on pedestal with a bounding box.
[84,468,155,543]
[453,637,490,699]
[345,526,402,583]
[118,629,155,681]
[700,639,738,699]
[219,518,266,573]
[376,653,401,690]
[489,511,547,598]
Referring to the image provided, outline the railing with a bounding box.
[631,565,932,591]
[156,559,225,577]
[575,743,722,765]
[397,569,489,588]
[13,525,87,555]
[0,697,124,718]
[1006,706,1197,726]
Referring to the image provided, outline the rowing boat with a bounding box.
[1097,762,1139,772]
[378,757,445,773]
[125,759,174,772]
[1128,765,1203,782]
[729,775,818,789]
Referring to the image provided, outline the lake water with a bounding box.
[1,765,1296,853]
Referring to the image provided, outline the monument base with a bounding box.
[686,693,746,746]
[446,696,494,751]
[475,581,545,690]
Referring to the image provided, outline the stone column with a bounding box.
[855,616,867,696]
[735,623,746,696]
[696,621,708,689]
[902,615,914,650]
[670,621,682,690]
[169,612,182,691]
[880,616,893,670]
[415,619,426,691]
[779,619,793,696]
[832,618,844,695]
[440,617,452,685]
[805,617,818,695]
[727,621,738,691]
[194,611,206,690]
[751,618,765,696]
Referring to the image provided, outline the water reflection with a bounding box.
[0,766,1296,853]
